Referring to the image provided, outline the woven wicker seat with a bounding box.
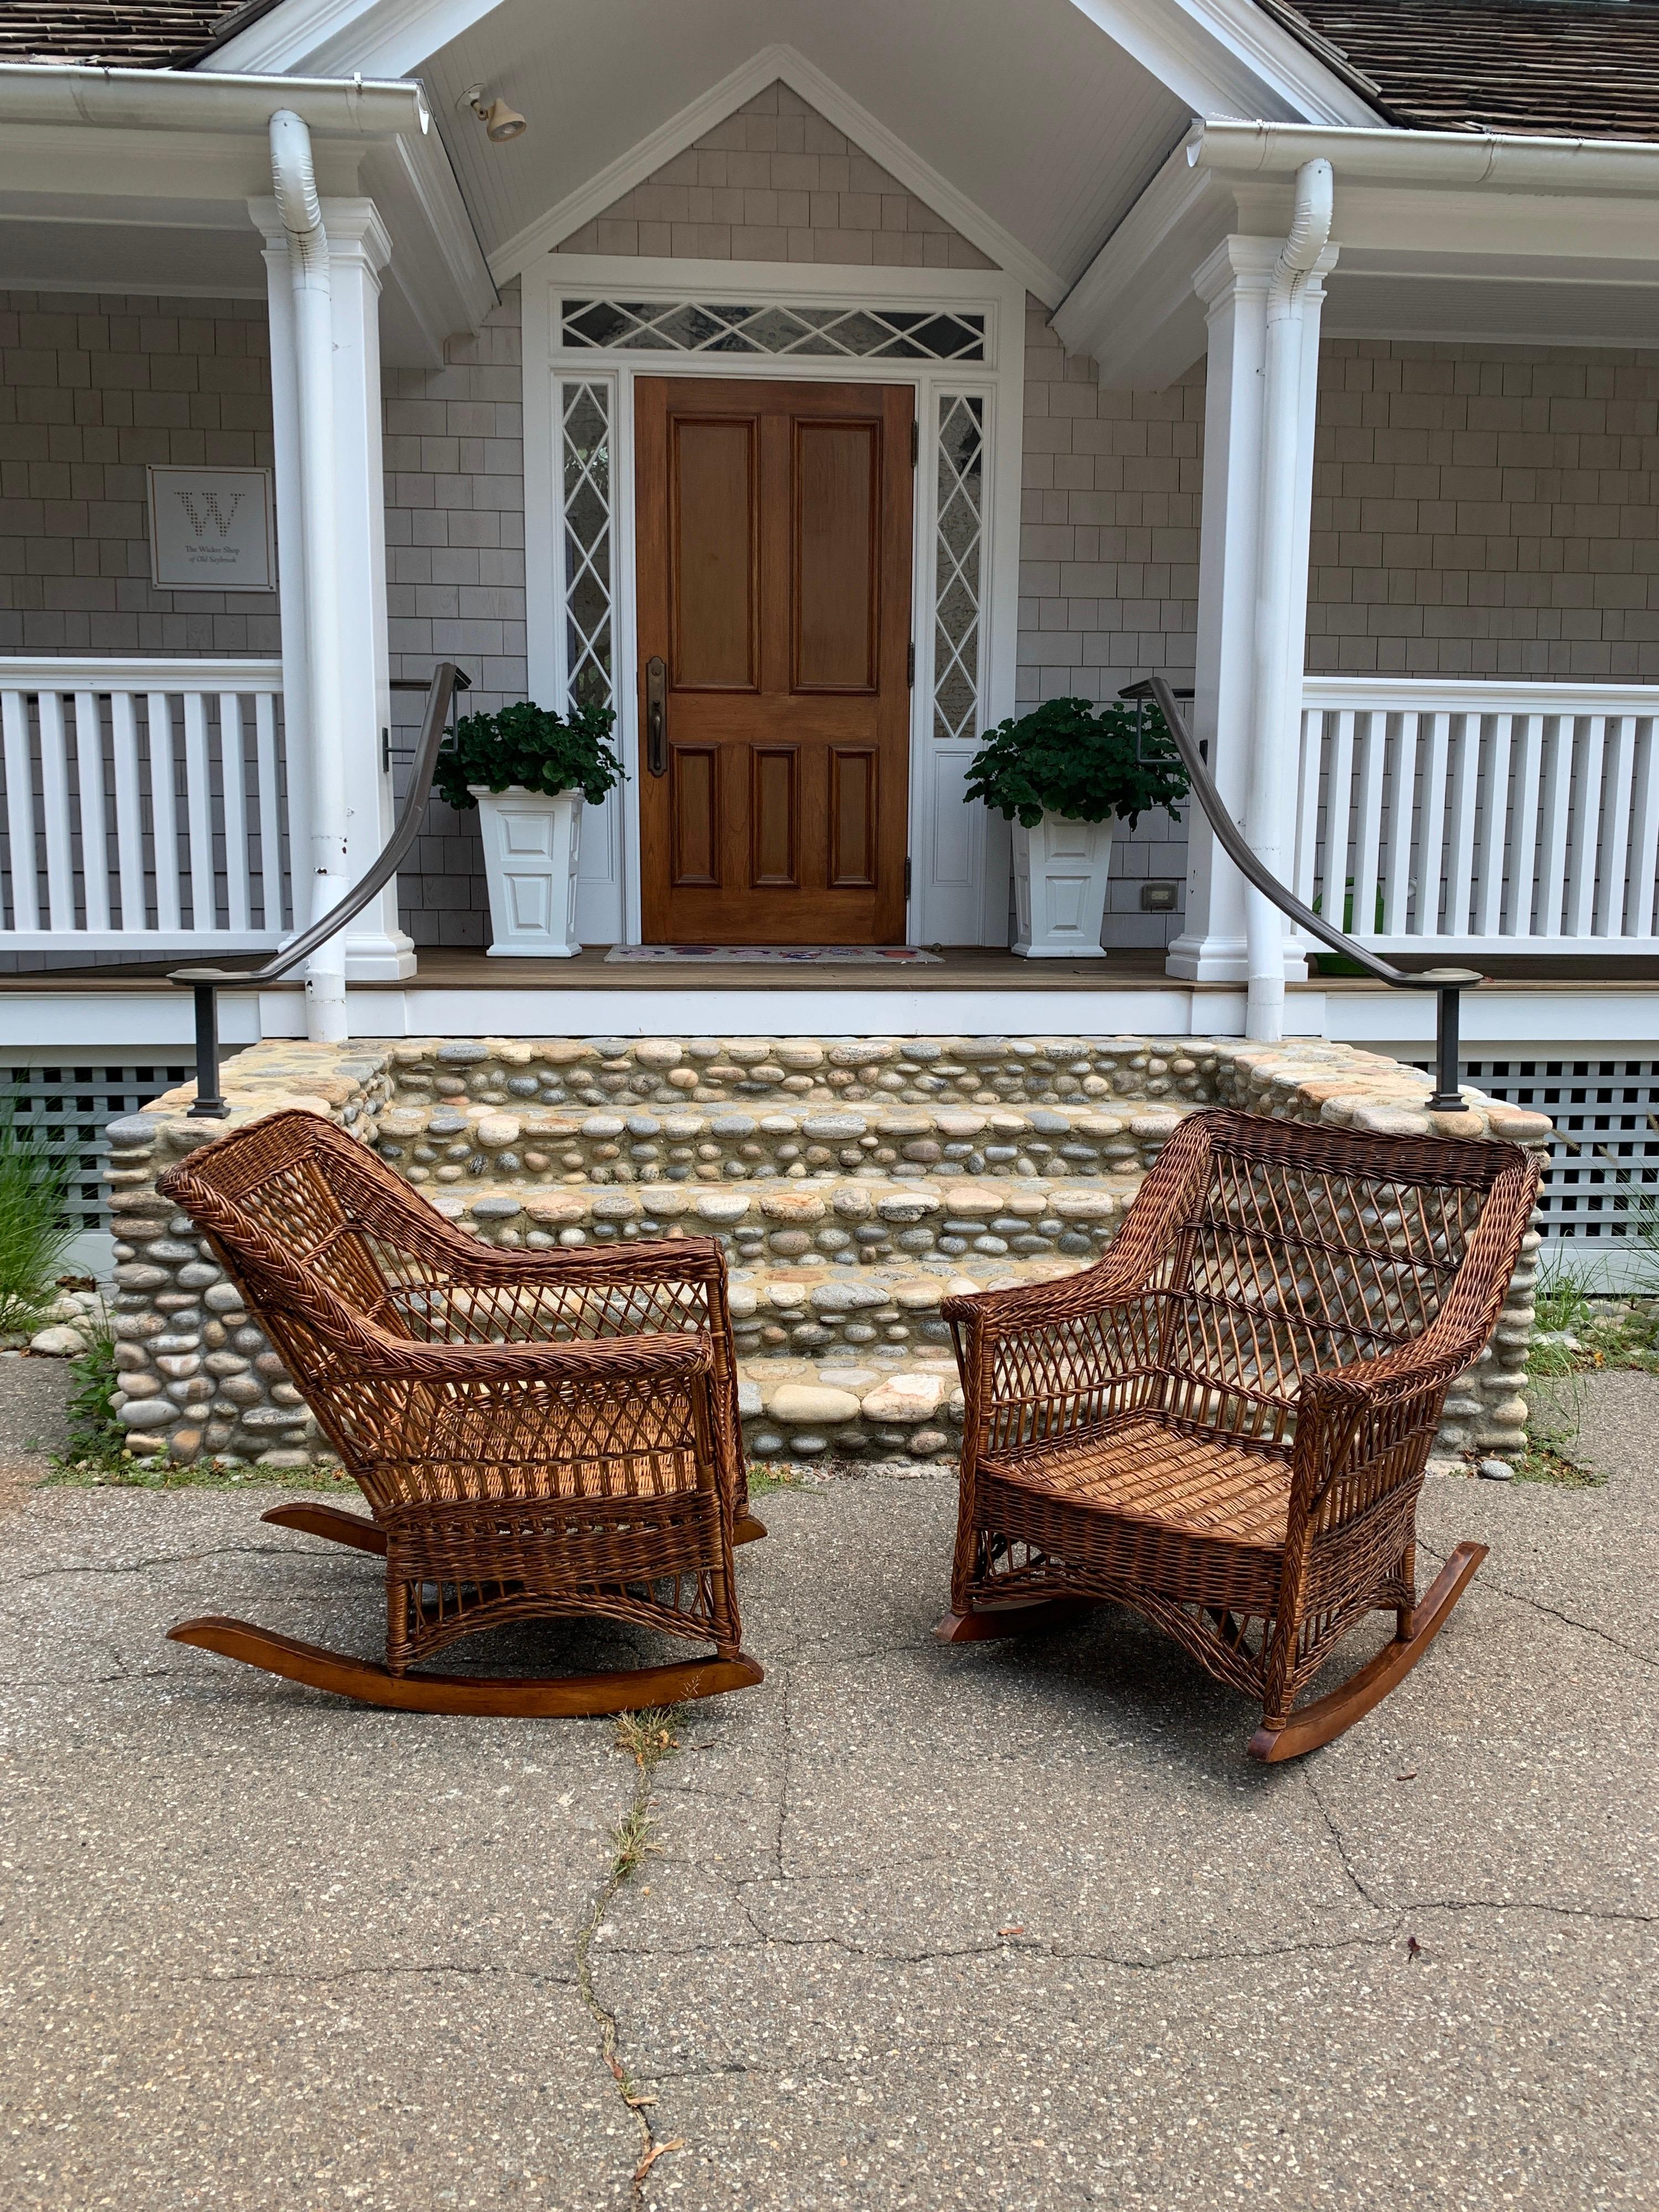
[939,1110,1540,1761]
[156,1109,764,1715]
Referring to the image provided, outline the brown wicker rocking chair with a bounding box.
[938,1110,1540,1761]
[157,1109,764,1716]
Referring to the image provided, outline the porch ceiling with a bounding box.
[414,4,1203,299]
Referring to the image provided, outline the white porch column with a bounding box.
[1166,221,1335,993]
[322,200,413,980]
[252,193,413,986]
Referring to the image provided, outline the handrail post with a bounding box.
[187,983,228,1120]
[1429,982,1464,1113]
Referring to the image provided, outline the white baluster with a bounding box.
[1444,713,1480,938]
[1595,714,1637,937]
[36,689,75,931]
[1381,709,1418,937]
[1416,711,1452,937]
[1628,717,1659,938]
[1322,708,1355,933]
[1475,709,1513,938]
[1508,712,1545,939]
[1351,710,1386,942]
[147,691,181,934]
[1,687,38,932]
[254,690,283,932]
[182,688,215,932]
[219,692,250,933]
[1567,714,1605,939]
[73,688,110,934]
[1537,715,1575,937]
[1293,707,1321,911]
[111,688,145,930]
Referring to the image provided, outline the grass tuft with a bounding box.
[0,1097,74,1335]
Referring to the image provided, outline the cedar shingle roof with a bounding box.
[2,0,1658,148]
[1266,0,1659,138]
[0,1,269,69]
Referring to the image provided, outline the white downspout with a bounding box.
[269,108,349,1043]
[1244,156,1333,1042]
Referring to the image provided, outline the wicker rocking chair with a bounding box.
[938,1110,1539,1761]
[157,1109,764,1715]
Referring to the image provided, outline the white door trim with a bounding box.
[521,252,1027,948]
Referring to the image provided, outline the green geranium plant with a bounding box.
[964,696,1187,830]
[434,699,625,812]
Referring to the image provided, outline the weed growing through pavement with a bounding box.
[576,1707,687,2187]
[744,1462,807,1500]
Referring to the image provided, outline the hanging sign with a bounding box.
[147,466,275,591]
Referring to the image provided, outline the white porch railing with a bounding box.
[0,658,293,953]
[1296,677,1659,954]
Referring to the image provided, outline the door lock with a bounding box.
[645,656,667,776]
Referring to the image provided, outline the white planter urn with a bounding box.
[471,785,583,957]
[1011,811,1114,958]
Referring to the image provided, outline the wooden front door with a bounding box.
[635,376,914,943]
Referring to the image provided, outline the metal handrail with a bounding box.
[1146,676,1477,1112]
[171,660,469,1117]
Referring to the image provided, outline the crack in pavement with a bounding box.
[1305,1764,1390,1913]
[1418,1536,1659,1670]
[576,1723,686,2200]
[163,1962,578,1987]
[16,1543,368,1584]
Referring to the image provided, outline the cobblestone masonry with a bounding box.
[101,1035,1552,1471]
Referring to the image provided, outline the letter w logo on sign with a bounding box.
[175,490,243,538]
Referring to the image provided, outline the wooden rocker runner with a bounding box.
[158,1110,764,1715]
[938,1109,1539,1760]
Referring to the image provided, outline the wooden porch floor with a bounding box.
[5,944,1659,994]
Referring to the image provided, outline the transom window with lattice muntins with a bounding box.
[559,297,987,362]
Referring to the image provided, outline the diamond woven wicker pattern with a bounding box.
[158,1110,749,1677]
[943,1110,1540,1741]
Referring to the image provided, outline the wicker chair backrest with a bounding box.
[1145,1113,1531,1444]
[160,1107,722,1355]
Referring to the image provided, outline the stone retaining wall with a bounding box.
[101,1035,1551,1470]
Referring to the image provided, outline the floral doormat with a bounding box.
[603,944,943,965]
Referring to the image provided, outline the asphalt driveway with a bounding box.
[0,1368,1652,2208]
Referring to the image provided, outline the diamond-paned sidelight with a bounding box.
[561,382,613,709]
[933,395,984,744]
[560,298,986,362]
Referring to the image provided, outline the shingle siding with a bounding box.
[0,290,277,657]
[554,80,994,270]
[383,293,527,950]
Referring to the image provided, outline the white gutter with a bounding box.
[1245,156,1331,1045]
[270,109,348,1044]
[0,60,427,137]
[1190,118,1659,194]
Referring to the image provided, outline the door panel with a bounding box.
[794,420,878,692]
[637,376,914,944]
[670,418,757,691]
[669,746,719,886]
[830,749,877,887]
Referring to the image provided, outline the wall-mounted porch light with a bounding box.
[458,84,527,144]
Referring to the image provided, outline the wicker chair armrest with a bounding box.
[346,1319,714,1390]
[940,1261,1162,1340]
